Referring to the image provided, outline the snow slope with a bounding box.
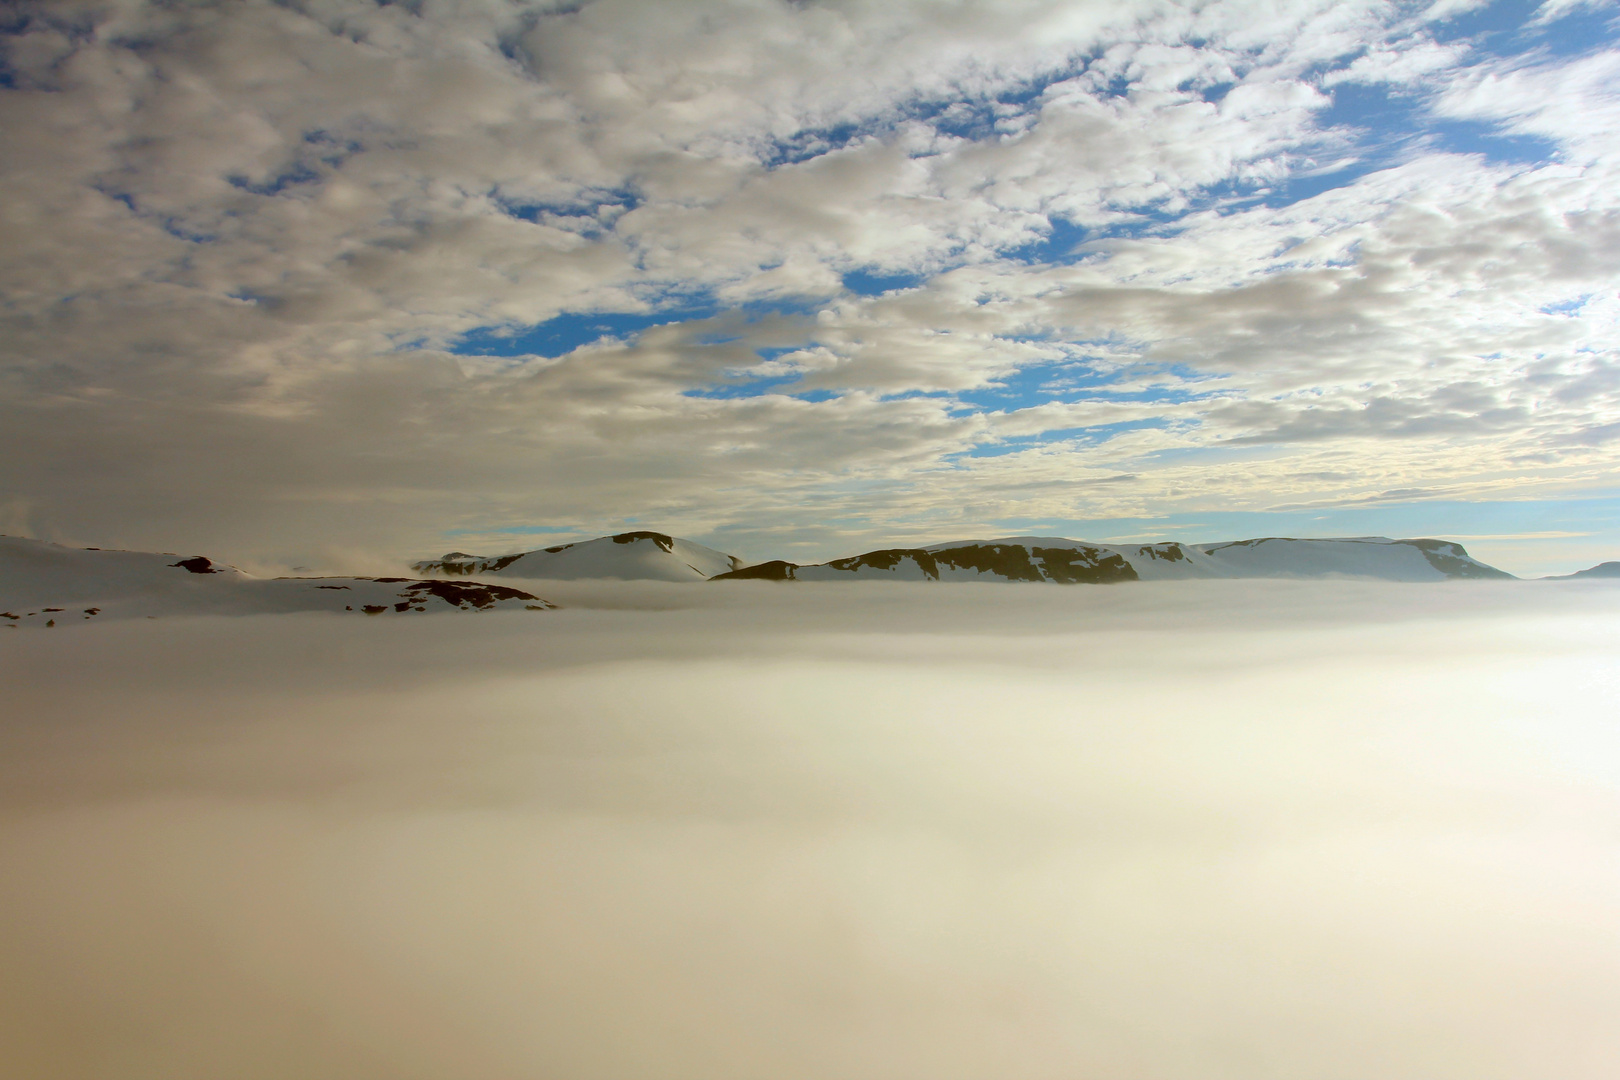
[1,536,553,627]
[414,531,742,582]
[716,536,1512,583]
[1546,561,1620,580]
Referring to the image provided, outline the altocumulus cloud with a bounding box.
[1,0,1618,566]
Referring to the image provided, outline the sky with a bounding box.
[2,0,1619,574]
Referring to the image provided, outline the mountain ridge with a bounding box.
[414,531,741,582]
[1544,560,1620,580]
[1,536,553,627]
[413,530,1527,583]
[712,535,1515,583]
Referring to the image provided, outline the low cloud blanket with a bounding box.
[2,581,1617,1079]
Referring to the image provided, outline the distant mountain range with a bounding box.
[424,532,1518,584]
[1,536,552,628]
[9,531,1617,628]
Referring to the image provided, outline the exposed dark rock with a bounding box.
[612,531,675,552]
[423,552,524,575]
[397,579,544,609]
[1136,543,1187,562]
[828,548,938,579]
[933,544,1045,582]
[711,560,799,581]
[1032,546,1138,584]
[169,556,220,574]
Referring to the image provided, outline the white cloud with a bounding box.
[4,586,1620,1076]
[0,0,1616,562]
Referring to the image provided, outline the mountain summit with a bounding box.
[414,531,742,582]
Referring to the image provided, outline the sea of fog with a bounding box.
[3,579,1618,1080]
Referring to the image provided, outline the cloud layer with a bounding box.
[2,0,1618,565]
[3,583,1619,1077]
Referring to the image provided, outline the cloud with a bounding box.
[3,585,1620,1077]
[0,0,1616,564]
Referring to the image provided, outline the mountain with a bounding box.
[414,531,742,582]
[1545,561,1620,580]
[712,536,1513,583]
[1,536,552,627]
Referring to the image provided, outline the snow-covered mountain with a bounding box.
[1546,561,1620,580]
[713,536,1513,583]
[1,536,553,627]
[414,531,742,582]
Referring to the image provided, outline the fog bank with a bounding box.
[3,581,1619,1079]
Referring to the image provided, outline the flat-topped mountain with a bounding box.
[713,536,1514,583]
[414,531,742,582]
[1,536,552,627]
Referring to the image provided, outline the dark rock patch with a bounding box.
[1033,546,1139,584]
[361,605,387,615]
[828,548,939,579]
[933,544,1045,582]
[170,556,221,574]
[421,552,524,575]
[711,560,799,581]
[1136,543,1187,562]
[397,579,543,609]
[612,531,675,553]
